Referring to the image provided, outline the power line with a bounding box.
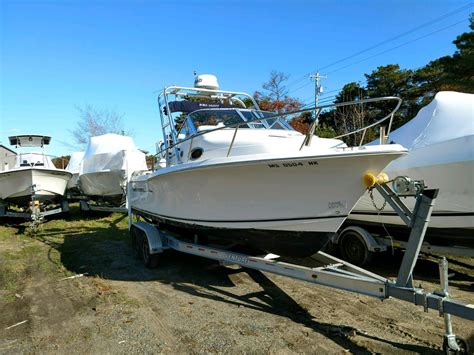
[284,3,473,91]
[319,3,473,72]
[326,19,468,75]
[288,17,467,98]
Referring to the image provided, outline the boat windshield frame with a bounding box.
[180,108,293,137]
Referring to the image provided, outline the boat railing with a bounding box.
[155,96,402,163]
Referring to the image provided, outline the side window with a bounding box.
[177,121,189,139]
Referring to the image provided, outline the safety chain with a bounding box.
[369,188,387,212]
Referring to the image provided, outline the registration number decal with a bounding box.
[267,160,319,168]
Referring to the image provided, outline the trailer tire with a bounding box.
[339,229,373,266]
[141,234,159,269]
[443,336,469,355]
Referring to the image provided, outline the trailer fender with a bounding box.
[335,226,387,253]
[130,221,164,254]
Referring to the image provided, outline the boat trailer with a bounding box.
[0,185,69,223]
[128,177,473,354]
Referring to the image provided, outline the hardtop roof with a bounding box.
[9,135,51,147]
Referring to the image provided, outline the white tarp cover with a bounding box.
[386,91,473,170]
[81,134,147,179]
[66,151,85,173]
[388,91,473,150]
[357,91,474,226]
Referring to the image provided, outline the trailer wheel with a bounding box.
[140,234,159,269]
[339,230,373,266]
[443,336,469,355]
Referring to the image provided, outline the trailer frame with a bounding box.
[128,182,473,353]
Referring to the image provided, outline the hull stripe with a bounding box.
[132,207,347,224]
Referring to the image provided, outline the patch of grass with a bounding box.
[0,208,131,298]
[0,250,29,301]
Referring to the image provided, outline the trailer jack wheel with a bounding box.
[340,230,373,266]
[443,336,469,355]
[141,236,159,269]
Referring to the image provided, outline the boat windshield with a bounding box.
[17,153,48,167]
[187,109,293,131]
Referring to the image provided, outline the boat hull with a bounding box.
[130,150,403,257]
[78,170,126,205]
[0,168,71,206]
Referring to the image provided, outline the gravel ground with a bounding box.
[0,216,473,354]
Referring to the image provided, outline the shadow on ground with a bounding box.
[13,208,471,354]
[26,225,455,351]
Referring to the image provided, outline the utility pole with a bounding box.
[309,72,327,119]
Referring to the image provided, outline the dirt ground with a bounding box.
[0,211,473,354]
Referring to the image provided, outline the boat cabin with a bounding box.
[8,135,55,169]
[157,75,302,165]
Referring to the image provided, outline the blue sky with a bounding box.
[1,0,472,156]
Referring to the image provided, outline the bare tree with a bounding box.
[262,71,290,103]
[71,105,125,146]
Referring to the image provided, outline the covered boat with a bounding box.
[79,133,147,205]
[65,151,84,192]
[129,75,407,257]
[349,91,474,247]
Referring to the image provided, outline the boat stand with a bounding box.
[128,181,473,353]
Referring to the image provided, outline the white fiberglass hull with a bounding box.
[130,146,405,257]
[0,168,71,206]
[79,170,126,200]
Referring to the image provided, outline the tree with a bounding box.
[314,14,473,140]
[255,71,300,114]
[146,154,157,170]
[364,64,414,129]
[262,71,289,102]
[254,90,302,113]
[332,82,371,145]
[52,155,70,169]
[71,105,126,146]
[414,15,474,95]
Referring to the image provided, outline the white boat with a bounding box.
[348,91,474,248]
[65,151,85,191]
[129,75,407,257]
[0,135,72,207]
[78,133,147,205]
